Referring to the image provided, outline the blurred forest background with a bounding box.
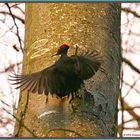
[0,3,140,137]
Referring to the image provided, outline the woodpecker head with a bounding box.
[54,44,70,56]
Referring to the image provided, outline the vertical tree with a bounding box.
[14,3,121,137]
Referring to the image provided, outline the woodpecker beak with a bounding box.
[52,52,59,57]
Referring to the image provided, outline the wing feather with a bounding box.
[70,50,101,80]
[9,69,48,94]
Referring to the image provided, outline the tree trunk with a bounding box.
[14,3,121,137]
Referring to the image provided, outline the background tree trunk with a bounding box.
[14,3,121,137]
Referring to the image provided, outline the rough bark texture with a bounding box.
[14,3,121,137]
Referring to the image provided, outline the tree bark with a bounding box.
[14,3,121,137]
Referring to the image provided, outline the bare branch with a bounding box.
[0,62,22,74]
[2,107,37,137]
[5,3,24,53]
[122,7,140,19]
[122,57,140,75]
[0,11,24,24]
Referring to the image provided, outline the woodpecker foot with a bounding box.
[66,93,76,104]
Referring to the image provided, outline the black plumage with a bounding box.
[9,44,101,98]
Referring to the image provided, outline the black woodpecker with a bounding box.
[9,44,101,98]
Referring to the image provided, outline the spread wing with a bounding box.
[8,66,53,95]
[9,50,101,97]
[71,51,101,80]
[8,62,80,97]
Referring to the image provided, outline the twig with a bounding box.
[0,11,25,24]
[122,7,140,19]
[5,3,24,53]
[2,107,37,137]
[0,62,22,73]
[122,57,140,74]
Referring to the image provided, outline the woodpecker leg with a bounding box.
[68,93,75,103]
[66,93,73,104]
[46,96,48,103]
